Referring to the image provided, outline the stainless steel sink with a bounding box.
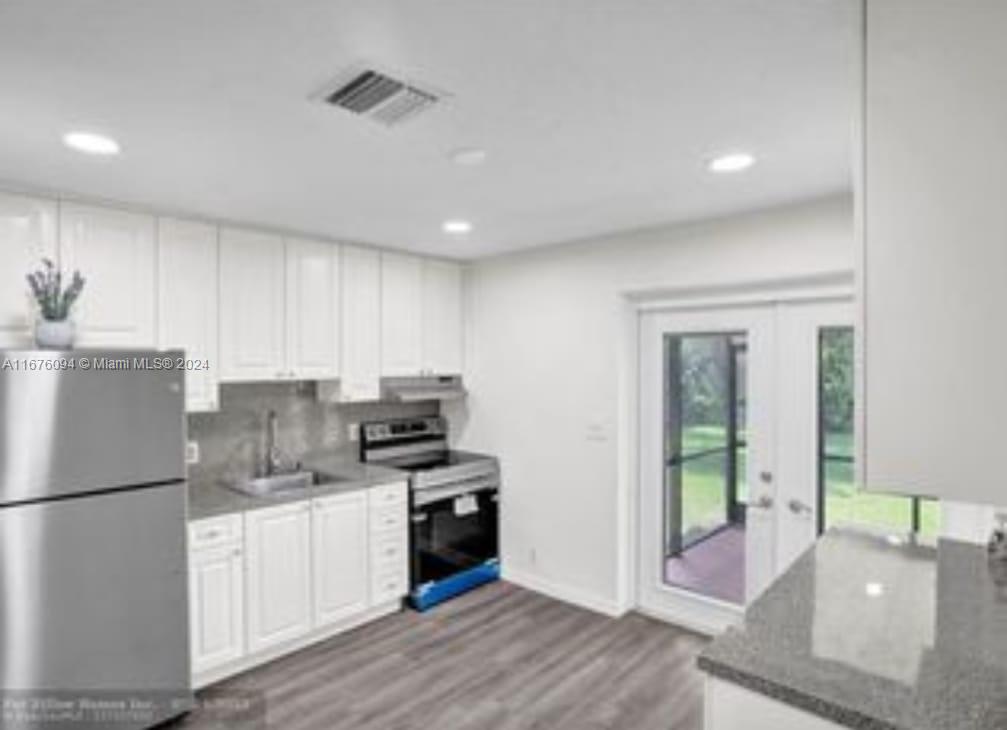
[228,471,316,497]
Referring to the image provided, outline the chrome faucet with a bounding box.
[264,409,283,477]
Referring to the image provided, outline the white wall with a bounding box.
[454,195,855,614]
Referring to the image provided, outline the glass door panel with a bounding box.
[639,304,776,631]
[662,332,749,605]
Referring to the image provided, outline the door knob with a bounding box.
[759,471,773,484]
[788,499,814,516]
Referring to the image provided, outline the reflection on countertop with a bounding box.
[698,528,1007,730]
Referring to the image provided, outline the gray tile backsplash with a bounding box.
[186,381,438,484]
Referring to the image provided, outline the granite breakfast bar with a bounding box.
[698,529,1007,730]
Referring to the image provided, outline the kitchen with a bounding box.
[1,1,1006,729]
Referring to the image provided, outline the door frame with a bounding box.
[619,271,854,634]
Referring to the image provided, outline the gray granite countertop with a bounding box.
[187,448,406,521]
[698,528,1007,729]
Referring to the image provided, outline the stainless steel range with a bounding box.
[361,416,499,611]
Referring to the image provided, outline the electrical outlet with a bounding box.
[185,440,200,465]
[347,423,360,442]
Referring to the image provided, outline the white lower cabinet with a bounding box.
[704,677,845,730]
[368,481,410,605]
[312,491,369,627]
[189,544,245,675]
[188,515,245,677]
[188,481,410,685]
[245,501,313,654]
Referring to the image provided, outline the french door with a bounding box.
[637,297,853,633]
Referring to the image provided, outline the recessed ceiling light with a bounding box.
[443,220,472,235]
[708,152,756,173]
[449,147,487,166]
[63,131,121,156]
[865,582,885,598]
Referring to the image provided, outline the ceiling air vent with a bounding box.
[323,69,442,127]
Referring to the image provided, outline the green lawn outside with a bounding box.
[672,425,940,544]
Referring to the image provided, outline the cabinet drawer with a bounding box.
[370,534,408,571]
[370,502,407,532]
[371,568,409,605]
[189,514,243,550]
[370,481,408,509]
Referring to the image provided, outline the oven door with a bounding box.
[410,483,499,588]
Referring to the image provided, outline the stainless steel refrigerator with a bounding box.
[0,350,191,729]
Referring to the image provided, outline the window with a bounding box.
[818,328,939,536]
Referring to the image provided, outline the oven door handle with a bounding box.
[412,479,498,508]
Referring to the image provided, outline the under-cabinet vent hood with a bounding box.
[381,375,467,403]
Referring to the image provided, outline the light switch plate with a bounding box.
[347,423,360,442]
[185,440,200,465]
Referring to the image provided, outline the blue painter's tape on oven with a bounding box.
[410,559,501,612]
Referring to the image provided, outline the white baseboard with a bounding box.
[503,566,625,618]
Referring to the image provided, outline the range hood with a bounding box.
[380,375,467,403]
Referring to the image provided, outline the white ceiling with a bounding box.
[0,0,857,259]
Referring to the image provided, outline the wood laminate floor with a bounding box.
[173,582,708,730]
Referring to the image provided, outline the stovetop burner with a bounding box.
[360,417,500,492]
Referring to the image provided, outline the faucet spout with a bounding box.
[264,409,280,477]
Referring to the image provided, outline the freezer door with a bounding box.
[0,350,185,504]
[0,482,190,729]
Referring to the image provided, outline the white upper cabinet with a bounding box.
[285,237,340,380]
[862,0,1007,504]
[219,227,286,381]
[158,217,219,412]
[58,202,157,347]
[421,259,464,375]
[379,255,464,377]
[380,252,423,375]
[340,245,381,401]
[0,192,56,347]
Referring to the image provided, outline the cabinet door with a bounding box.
[245,502,312,654]
[0,193,57,347]
[312,492,369,628]
[219,228,286,381]
[340,245,381,400]
[863,0,1007,502]
[58,202,156,347]
[381,252,423,376]
[189,544,244,675]
[158,218,219,412]
[421,259,463,374]
[286,237,340,379]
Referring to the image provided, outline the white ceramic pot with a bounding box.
[35,318,76,350]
